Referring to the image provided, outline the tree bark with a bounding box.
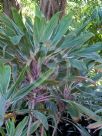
[40,0,66,19]
[3,0,20,17]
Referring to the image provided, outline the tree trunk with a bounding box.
[3,0,20,17]
[40,0,66,19]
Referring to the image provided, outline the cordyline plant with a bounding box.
[0,7,102,135]
[0,62,53,125]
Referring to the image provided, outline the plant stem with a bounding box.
[41,126,44,136]
[52,120,59,136]
[27,102,35,136]
[27,114,32,136]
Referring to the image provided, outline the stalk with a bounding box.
[52,120,59,136]
[27,101,35,136]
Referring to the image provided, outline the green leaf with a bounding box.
[14,117,28,136]
[8,66,27,99]
[33,16,45,43]
[78,52,102,63]
[76,124,91,136]
[0,14,23,36]
[33,111,48,130]
[0,59,12,64]
[77,42,102,54]
[0,96,6,126]
[42,13,59,41]
[11,8,25,32]
[6,120,15,136]
[22,120,41,136]
[11,69,54,102]
[73,102,101,121]
[28,121,41,134]
[62,99,101,121]
[69,59,87,71]
[0,63,11,94]
[61,32,94,48]
[75,18,91,35]
[9,35,22,45]
[67,102,80,121]
[35,4,44,18]
[52,14,72,46]
[0,127,5,136]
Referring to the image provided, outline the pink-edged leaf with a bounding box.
[87,121,102,129]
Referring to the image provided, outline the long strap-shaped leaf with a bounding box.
[0,96,6,126]
[11,69,54,102]
[62,99,101,122]
[8,66,27,99]
[61,32,94,49]
[0,63,11,95]
[14,117,28,136]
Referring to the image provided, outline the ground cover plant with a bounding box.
[0,0,102,136]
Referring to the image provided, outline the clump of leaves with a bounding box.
[0,7,102,135]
